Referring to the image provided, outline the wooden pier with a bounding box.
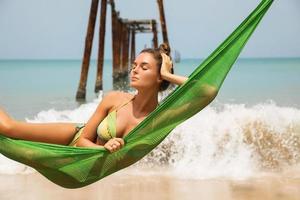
[76,0,169,100]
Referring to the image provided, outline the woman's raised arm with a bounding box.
[160,53,188,86]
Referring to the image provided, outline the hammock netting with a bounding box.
[0,0,273,188]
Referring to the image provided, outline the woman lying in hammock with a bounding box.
[0,43,188,153]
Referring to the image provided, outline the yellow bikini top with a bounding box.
[96,95,135,141]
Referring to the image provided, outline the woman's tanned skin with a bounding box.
[0,44,187,153]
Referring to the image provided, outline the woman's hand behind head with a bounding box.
[160,53,173,78]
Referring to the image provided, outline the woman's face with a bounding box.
[129,52,162,91]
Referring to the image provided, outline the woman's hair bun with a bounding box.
[159,43,171,56]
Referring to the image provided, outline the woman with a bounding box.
[0,43,188,153]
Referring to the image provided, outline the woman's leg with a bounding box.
[0,108,79,145]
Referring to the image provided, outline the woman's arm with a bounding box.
[76,91,124,152]
[161,73,188,86]
[160,53,188,86]
[76,92,112,147]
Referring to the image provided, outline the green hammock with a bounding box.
[0,0,273,188]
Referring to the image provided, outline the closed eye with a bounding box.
[130,63,148,70]
[141,65,148,70]
[141,62,149,70]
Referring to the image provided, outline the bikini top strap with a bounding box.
[114,95,136,112]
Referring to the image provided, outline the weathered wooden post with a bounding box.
[111,0,119,81]
[151,19,158,48]
[121,23,130,75]
[76,0,99,100]
[95,0,107,93]
[157,0,169,44]
[130,29,136,64]
[112,14,124,89]
[116,18,123,77]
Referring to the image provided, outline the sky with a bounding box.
[0,0,299,59]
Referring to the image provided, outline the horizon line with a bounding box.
[1,57,300,62]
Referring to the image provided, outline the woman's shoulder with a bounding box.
[104,91,134,100]
[102,91,134,109]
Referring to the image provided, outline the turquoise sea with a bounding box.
[0,58,299,119]
[0,58,300,177]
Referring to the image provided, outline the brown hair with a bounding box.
[140,43,174,91]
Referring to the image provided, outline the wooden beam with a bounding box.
[130,29,136,64]
[152,20,158,48]
[157,0,169,44]
[76,0,99,100]
[123,19,154,24]
[111,0,118,78]
[115,17,122,78]
[121,24,130,74]
[95,0,107,93]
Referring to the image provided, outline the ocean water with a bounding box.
[0,58,300,178]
